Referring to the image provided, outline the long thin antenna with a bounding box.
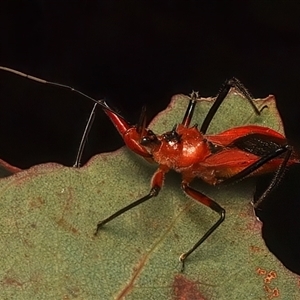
[0,66,124,167]
[0,66,103,106]
[0,66,124,118]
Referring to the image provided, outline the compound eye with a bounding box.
[141,136,151,145]
[140,132,160,146]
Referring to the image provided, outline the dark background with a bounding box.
[1,1,300,274]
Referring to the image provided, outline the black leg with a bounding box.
[95,167,168,235]
[95,185,160,235]
[73,103,98,167]
[253,145,292,208]
[180,181,225,272]
[219,144,292,207]
[200,78,261,134]
[181,91,198,128]
[179,144,292,270]
[220,144,291,185]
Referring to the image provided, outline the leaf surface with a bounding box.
[0,89,299,299]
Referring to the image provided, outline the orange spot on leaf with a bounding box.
[256,268,279,299]
[173,274,206,300]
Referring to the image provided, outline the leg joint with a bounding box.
[150,185,160,197]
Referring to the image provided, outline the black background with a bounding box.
[1,1,300,274]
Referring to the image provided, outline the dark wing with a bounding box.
[228,133,287,157]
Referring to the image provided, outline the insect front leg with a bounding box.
[73,103,98,167]
[180,180,225,272]
[94,166,169,235]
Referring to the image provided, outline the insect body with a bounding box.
[1,67,299,271]
[96,80,299,271]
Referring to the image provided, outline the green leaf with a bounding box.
[0,89,298,299]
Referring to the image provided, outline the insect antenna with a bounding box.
[0,66,126,167]
[0,66,123,117]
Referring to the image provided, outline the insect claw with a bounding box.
[94,222,104,236]
[189,90,199,100]
[259,105,269,113]
[179,253,187,272]
[93,230,98,236]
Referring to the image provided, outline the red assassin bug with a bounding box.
[1,66,299,271]
[93,81,300,271]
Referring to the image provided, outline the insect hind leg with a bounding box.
[219,144,292,207]
[253,145,292,208]
[180,181,225,272]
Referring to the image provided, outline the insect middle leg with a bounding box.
[180,180,225,271]
[179,144,292,270]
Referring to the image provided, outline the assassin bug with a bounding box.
[94,82,300,271]
[1,66,299,271]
